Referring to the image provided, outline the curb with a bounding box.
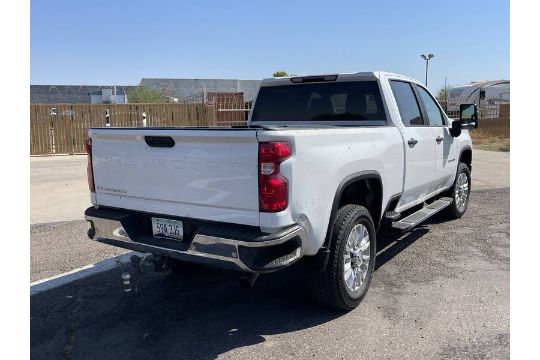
[30,252,140,296]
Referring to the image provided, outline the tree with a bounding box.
[127,85,164,103]
[436,85,450,104]
[272,70,288,77]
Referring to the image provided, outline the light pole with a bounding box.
[420,53,434,86]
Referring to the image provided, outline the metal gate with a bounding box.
[206,92,251,127]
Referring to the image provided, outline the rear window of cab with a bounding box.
[251,81,386,122]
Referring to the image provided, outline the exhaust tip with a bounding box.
[87,227,96,239]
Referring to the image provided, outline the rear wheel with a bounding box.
[444,162,471,219]
[309,204,376,311]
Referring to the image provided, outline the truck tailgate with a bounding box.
[90,128,260,226]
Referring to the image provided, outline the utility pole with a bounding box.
[444,76,448,111]
[420,53,434,86]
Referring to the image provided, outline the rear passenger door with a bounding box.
[389,80,437,209]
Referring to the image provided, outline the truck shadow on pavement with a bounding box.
[31,224,434,360]
[375,226,430,271]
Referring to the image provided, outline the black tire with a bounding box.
[309,204,376,311]
[444,162,471,219]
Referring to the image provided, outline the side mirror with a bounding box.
[450,119,462,137]
[459,103,479,130]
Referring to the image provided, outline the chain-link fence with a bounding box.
[439,100,510,151]
[439,99,509,120]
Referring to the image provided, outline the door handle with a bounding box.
[408,138,418,146]
[436,136,444,143]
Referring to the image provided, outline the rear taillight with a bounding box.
[86,137,95,192]
[258,142,291,212]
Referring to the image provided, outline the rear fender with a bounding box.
[303,171,383,271]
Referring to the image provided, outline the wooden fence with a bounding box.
[30,103,217,155]
[31,102,510,155]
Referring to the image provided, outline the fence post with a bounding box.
[105,108,110,127]
[50,105,56,154]
[70,104,75,154]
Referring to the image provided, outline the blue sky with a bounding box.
[31,0,509,91]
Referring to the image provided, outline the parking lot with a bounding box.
[30,188,509,359]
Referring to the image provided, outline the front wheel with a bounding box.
[309,204,376,311]
[444,162,471,219]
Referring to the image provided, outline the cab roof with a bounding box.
[260,71,418,86]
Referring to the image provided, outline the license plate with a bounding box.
[151,217,184,241]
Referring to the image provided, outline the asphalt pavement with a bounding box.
[30,221,126,282]
[30,188,509,360]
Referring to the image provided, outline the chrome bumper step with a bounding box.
[84,207,306,273]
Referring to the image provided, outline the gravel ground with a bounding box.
[30,188,509,360]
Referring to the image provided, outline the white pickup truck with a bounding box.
[85,72,478,310]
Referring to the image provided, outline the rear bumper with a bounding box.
[84,207,306,273]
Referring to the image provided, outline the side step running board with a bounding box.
[385,210,401,221]
[391,197,453,232]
